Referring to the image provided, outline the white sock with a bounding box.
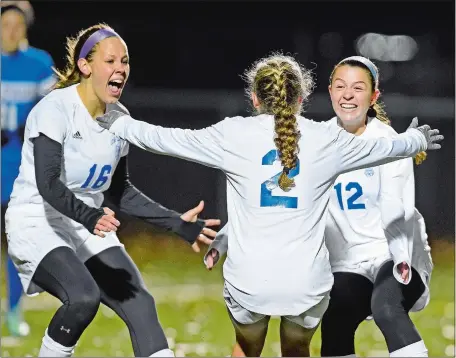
[38,329,75,357]
[390,340,428,357]
[149,348,175,357]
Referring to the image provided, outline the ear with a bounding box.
[251,92,260,109]
[77,58,92,77]
[371,89,380,106]
[298,96,303,104]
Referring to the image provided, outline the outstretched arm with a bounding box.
[97,111,226,170]
[333,118,443,175]
[104,155,219,246]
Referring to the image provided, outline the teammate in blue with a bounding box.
[1,2,56,337]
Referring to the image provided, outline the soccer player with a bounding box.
[1,1,56,337]
[320,56,433,358]
[204,56,434,357]
[5,23,219,357]
[96,53,442,356]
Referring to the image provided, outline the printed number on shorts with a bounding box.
[260,149,300,209]
[334,182,365,210]
[81,164,112,189]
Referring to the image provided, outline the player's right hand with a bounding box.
[205,248,220,270]
[407,117,444,150]
[93,207,121,238]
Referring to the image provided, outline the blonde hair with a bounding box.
[329,58,426,166]
[244,53,314,191]
[54,23,114,89]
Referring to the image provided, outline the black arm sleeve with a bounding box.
[104,155,205,244]
[33,134,105,233]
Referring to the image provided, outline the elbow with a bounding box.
[35,174,57,203]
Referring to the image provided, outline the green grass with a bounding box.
[1,232,454,357]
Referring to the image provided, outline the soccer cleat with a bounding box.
[6,308,30,337]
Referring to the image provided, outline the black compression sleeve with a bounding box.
[104,155,205,244]
[33,134,105,233]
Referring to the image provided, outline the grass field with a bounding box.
[1,231,454,357]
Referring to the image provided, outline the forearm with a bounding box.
[338,128,427,174]
[105,155,205,244]
[33,135,104,232]
[119,184,204,244]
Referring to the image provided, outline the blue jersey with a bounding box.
[22,46,55,70]
[1,49,56,204]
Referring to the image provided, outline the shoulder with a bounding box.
[31,86,75,117]
[23,46,54,67]
[299,115,341,138]
[368,118,398,138]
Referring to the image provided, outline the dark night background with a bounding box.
[27,1,455,237]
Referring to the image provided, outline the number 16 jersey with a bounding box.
[6,84,129,231]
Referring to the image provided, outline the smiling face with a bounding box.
[328,64,379,127]
[78,36,130,104]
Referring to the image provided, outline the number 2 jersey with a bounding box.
[103,112,427,316]
[6,84,129,231]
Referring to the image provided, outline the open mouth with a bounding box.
[108,79,124,96]
[340,103,358,110]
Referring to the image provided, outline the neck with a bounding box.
[338,117,367,136]
[77,82,106,118]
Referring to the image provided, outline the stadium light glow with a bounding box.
[355,33,419,62]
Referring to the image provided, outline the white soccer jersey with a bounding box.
[105,113,427,316]
[5,84,129,231]
[325,117,432,290]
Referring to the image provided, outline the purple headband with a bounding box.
[78,28,120,59]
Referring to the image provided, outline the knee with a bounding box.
[136,287,159,310]
[69,283,101,324]
[371,302,398,329]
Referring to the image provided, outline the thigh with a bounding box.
[326,271,373,319]
[84,246,146,302]
[31,246,99,304]
[6,221,74,295]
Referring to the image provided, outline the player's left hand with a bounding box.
[397,261,410,283]
[180,200,221,253]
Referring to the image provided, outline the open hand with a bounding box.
[180,200,221,252]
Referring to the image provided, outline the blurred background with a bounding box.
[1,0,454,357]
